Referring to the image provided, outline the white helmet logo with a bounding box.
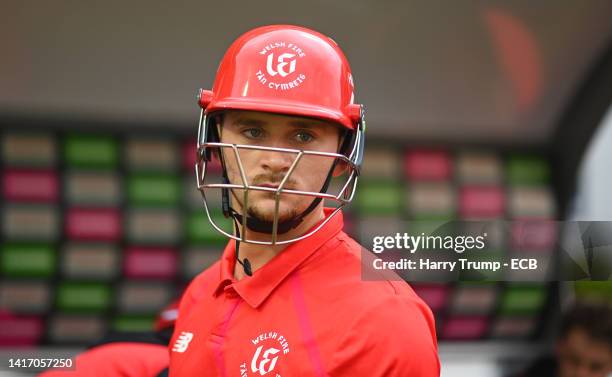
[266,53,296,77]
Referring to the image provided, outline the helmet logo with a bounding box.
[266,53,296,77]
[256,41,306,91]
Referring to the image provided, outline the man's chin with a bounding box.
[247,206,301,224]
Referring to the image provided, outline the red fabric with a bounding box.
[155,299,180,332]
[39,343,168,377]
[169,209,440,376]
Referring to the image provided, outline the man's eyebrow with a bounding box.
[230,116,329,129]
[232,117,266,127]
[288,120,324,129]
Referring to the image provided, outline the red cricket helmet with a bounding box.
[197,24,363,131]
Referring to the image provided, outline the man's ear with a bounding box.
[332,128,350,177]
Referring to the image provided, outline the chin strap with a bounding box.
[231,213,253,277]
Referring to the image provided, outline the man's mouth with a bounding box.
[252,182,298,190]
[250,175,298,190]
[257,183,279,189]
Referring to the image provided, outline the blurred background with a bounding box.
[1,1,612,376]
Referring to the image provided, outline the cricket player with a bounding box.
[170,24,440,376]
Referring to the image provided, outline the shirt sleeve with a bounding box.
[327,294,440,377]
[168,263,220,360]
[38,343,168,377]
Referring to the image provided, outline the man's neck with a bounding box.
[233,207,326,280]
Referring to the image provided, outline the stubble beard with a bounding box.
[245,196,302,224]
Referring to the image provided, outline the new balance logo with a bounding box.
[172,331,194,353]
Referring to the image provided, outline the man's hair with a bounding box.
[559,299,612,348]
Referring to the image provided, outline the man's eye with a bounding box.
[243,128,263,139]
[295,132,314,143]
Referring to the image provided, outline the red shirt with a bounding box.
[39,343,168,377]
[169,209,440,376]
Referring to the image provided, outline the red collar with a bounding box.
[213,208,344,308]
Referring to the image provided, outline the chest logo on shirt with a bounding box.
[239,331,290,376]
[172,331,194,353]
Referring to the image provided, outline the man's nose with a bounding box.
[259,149,295,174]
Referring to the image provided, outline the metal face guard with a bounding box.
[194,115,362,245]
[195,142,359,245]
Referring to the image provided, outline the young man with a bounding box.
[518,300,612,377]
[556,300,612,377]
[170,25,440,376]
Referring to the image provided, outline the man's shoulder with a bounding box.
[322,235,440,374]
[324,232,420,294]
[319,232,435,323]
[345,273,434,329]
[178,260,222,310]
